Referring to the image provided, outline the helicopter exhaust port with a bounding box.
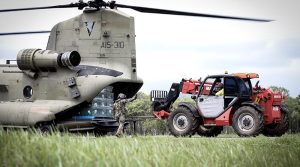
[58,51,81,68]
[17,49,81,71]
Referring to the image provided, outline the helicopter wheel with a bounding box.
[37,123,55,135]
[94,130,108,137]
[39,125,53,134]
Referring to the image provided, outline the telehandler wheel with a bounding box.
[197,126,223,137]
[232,106,263,137]
[168,107,199,137]
[262,108,289,137]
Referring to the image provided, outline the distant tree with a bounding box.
[284,96,300,133]
[126,92,151,116]
[125,92,169,135]
[269,86,290,97]
[270,86,300,133]
[143,119,168,135]
[172,95,195,109]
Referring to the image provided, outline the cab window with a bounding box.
[199,78,215,95]
[224,77,238,96]
[199,77,224,96]
[237,78,250,96]
[211,78,224,96]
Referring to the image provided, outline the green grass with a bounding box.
[0,130,299,167]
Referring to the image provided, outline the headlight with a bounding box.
[274,95,282,99]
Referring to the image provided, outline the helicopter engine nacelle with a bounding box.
[17,49,81,71]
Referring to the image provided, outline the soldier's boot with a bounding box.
[115,114,125,137]
[115,119,125,137]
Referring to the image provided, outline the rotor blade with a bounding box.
[0,3,87,13]
[0,31,51,36]
[115,4,272,22]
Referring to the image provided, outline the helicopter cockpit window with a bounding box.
[23,86,33,98]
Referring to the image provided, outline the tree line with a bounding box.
[124,86,300,135]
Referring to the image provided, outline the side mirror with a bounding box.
[255,80,260,88]
[191,95,197,100]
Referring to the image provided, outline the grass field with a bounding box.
[0,130,299,167]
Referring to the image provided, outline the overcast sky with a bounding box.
[0,0,299,97]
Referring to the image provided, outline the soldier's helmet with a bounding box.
[118,93,126,99]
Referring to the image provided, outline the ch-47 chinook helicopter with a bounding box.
[0,0,271,134]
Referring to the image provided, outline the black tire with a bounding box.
[197,126,223,137]
[232,106,263,137]
[37,123,57,135]
[262,108,289,137]
[1,127,8,131]
[38,124,54,134]
[94,130,108,137]
[168,106,199,137]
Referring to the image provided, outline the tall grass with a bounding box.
[0,130,299,167]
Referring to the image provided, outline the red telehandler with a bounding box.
[151,73,289,137]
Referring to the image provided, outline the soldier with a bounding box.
[113,93,137,137]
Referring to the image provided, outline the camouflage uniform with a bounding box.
[113,93,137,137]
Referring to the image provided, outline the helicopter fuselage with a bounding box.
[0,8,143,129]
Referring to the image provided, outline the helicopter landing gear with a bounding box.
[37,122,56,134]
